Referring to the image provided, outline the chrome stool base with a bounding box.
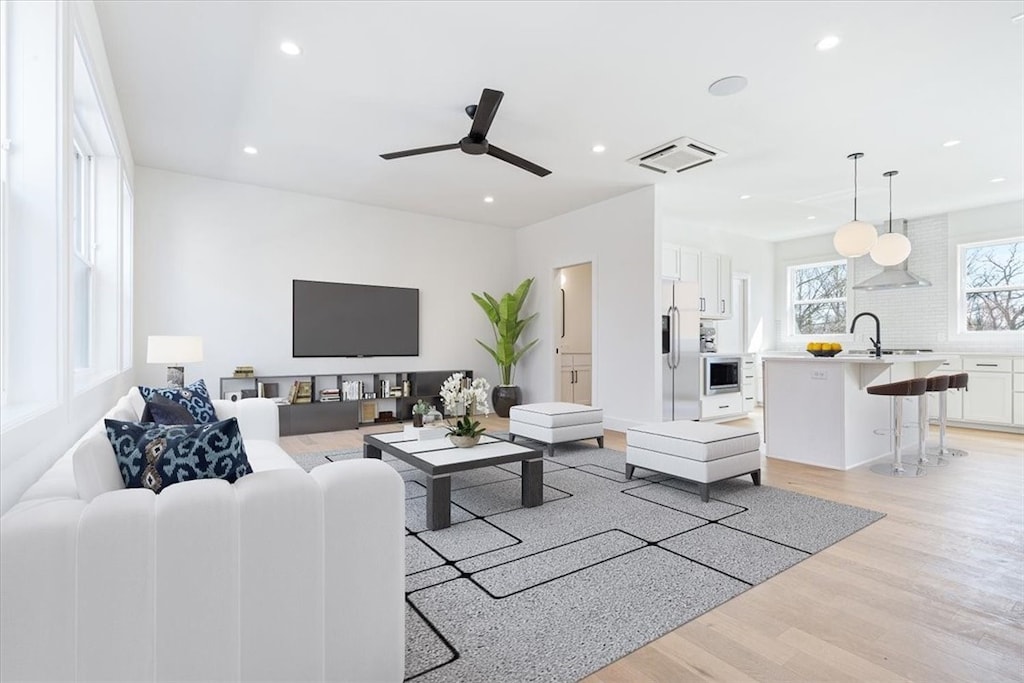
[870,462,927,478]
[927,445,967,458]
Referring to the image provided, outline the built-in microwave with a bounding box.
[704,356,741,395]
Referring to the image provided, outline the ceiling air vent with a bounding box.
[627,137,727,174]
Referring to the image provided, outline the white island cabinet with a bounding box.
[762,353,948,470]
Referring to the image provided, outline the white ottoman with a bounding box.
[626,421,761,502]
[508,402,604,458]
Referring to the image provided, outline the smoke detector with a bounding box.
[627,137,727,174]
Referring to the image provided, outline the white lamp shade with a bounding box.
[870,232,912,266]
[147,335,204,363]
[833,220,878,258]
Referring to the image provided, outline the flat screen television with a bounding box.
[292,280,419,357]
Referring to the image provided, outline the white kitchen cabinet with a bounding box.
[700,392,743,419]
[1014,371,1024,426]
[741,356,756,412]
[560,353,592,405]
[698,251,731,320]
[961,366,1013,424]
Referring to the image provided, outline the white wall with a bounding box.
[134,169,516,394]
[514,187,659,430]
[773,200,1024,354]
[660,212,777,354]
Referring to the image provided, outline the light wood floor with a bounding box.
[281,413,1024,682]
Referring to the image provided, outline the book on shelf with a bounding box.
[287,381,299,404]
[233,365,255,378]
[294,381,313,404]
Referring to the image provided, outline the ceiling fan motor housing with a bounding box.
[460,137,488,155]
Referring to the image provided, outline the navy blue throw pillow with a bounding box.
[138,378,217,424]
[104,417,252,493]
[140,395,196,425]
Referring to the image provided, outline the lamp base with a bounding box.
[166,366,185,388]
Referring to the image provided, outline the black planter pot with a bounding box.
[492,385,523,418]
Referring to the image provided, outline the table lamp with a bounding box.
[147,335,203,388]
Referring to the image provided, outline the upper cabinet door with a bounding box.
[699,251,719,318]
[717,254,733,319]
[662,244,681,280]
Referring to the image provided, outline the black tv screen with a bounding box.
[292,280,419,357]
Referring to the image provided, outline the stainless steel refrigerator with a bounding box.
[662,279,701,421]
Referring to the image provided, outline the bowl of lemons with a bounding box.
[806,342,843,357]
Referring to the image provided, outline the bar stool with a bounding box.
[928,372,969,458]
[911,374,951,467]
[867,377,928,478]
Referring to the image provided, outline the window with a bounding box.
[71,135,95,370]
[960,238,1023,332]
[789,259,847,335]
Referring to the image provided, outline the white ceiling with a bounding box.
[94,0,1024,240]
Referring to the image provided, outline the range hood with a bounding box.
[853,219,932,290]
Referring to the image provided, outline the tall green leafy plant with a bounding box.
[472,277,539,386]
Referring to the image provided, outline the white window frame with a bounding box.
[957,237,1024,334]
[71,123,96,374]
[787,258,849,337]
[0,0,9,408]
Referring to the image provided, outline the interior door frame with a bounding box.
[552,260,596,403]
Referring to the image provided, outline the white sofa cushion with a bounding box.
[509,402,603,428]
[72,428,126,502]
[627,421,761,462]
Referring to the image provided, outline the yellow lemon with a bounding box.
[831,342,843,352]
[808,342,822,352]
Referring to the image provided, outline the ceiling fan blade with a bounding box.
[487,145,551,177]
[380,143,459,160]
[468,89,504,140]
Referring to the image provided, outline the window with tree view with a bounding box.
[790,260,847,335]
[961,239,1023,332]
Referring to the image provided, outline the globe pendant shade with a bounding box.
[833,220,878,257]
[870,232,912,266]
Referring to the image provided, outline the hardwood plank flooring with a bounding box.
[279,412,1024,682]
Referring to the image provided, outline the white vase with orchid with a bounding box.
[439,373,491,417]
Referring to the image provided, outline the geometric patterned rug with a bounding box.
[290,436,884,682]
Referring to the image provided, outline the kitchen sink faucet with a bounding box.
[850,312,882,358]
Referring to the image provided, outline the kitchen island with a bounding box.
[762,352,949,470]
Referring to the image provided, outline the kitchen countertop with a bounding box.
[761,352,950,364]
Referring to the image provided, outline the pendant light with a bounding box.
[833,152,878,258]
[870,170,912,266]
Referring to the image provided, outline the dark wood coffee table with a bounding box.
[363,431,543,530]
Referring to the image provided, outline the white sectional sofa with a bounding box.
[0,388,406,682]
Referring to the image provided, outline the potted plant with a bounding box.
[444,415,486,448]
[471,277,539,417]
[411,399,431,427]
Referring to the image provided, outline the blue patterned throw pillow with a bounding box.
[138,378,217,424]
[104,417,252,493]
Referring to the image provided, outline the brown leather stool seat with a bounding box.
[867,378,927,478]
[947,372,968,390]
[926,374,950,392]
[866,378,927,397]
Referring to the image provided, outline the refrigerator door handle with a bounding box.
[671,305,682,369]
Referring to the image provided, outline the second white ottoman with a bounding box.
[508,402,604,458]
[626,421,761,502]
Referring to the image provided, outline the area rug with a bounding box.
[291,436,884,682]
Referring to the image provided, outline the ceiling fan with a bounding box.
[380,88,551,177]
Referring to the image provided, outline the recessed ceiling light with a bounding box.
[483,196,494,203]
[991,177,1006,183]
[816,35,840,51]
[708,75,748,97]
[243,146,258,155]
[739,194,751,200]
[807,216,817,220]
[942,139,961,147]
[592,144,606,153]
[280,41,302,56]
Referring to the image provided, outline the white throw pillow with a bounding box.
[73,428,126,501]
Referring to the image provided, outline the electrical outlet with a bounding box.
[811,370,827,380]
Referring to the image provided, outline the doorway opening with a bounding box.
[554,262,593,405]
